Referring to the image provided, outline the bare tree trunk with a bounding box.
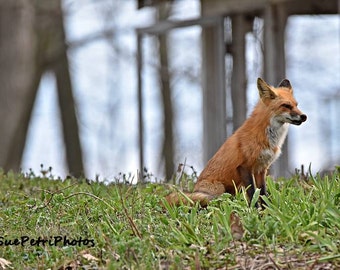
[157,2,175,181]
[200,17,226,163]
[231,15,252,131]
[51,1,84,177]
[158,33,174,181]
[35,0,84,177]
[0,0,39,171]
[0,0,84,176]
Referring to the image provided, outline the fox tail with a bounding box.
[165,190,215,207]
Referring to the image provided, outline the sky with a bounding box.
[21,1,340,180]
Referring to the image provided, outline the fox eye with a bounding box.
[281,103,292,109]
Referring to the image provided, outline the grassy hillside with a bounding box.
[0,168,339,269]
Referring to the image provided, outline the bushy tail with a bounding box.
[165,191,214,207]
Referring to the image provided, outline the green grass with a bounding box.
[0,167,339,269]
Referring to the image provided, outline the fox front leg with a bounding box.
[237,166,259,207]
[254,171,268,207]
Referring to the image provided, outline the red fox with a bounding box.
[166,78,307,207]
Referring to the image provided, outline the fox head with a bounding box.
[257,78,307,125]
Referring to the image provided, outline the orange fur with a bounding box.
[166,78,307,207]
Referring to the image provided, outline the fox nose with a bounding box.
[300,114,307,122]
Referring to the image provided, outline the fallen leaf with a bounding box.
[230,212,245,240]
[82,253,99,261]
[0,258,12,270]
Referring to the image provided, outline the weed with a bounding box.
[0,168,339,268]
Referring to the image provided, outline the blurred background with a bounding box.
[0,0,339,181]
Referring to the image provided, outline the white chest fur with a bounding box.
[257,121,289,170]
[266,120,289,149]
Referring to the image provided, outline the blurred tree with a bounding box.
[0,0,84,177]
[157,1,175,181]
[0,0,38,172]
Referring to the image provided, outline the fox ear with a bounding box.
[278,79,292,90]
[257,78,277,100]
